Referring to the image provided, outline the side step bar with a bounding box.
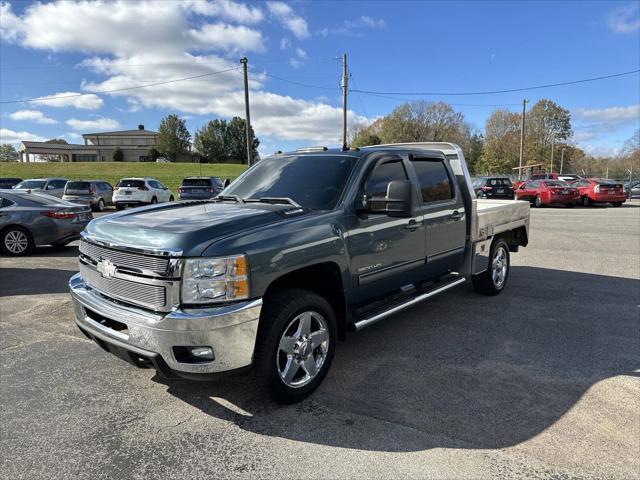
[350,276,466,332]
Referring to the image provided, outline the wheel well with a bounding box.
[497,226,528,252]
[263,262,347,340]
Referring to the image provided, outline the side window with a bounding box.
[411,158,453,203]
[49,180,67,189]
[364,158,408,199]
[148,180,160,189]
[0,197,16,208]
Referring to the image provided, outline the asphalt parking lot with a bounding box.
[1,202,639,479]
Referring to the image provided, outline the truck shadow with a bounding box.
[0,267,76,297]
[159,266,639,452]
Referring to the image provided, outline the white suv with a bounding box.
[113,177,174,210]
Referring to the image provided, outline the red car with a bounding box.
[515,179,579,208]
[570,178,626,207]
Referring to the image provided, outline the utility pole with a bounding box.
[341,53,348,150]
[240,57,252,166]
[518,98,528,180]
[550,140,555,176]
[560,148,565,174]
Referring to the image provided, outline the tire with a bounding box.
[566,202,574,208]
[95,199,105,212]
[534,195,543,208]
[582,196,591,207]
[169,196,174,202]
[151,197,158,204]
[612,202,622,207]
[115,203,124,211]
[1,226,34,256]
[253,289,337,404]
[472,237,510,296]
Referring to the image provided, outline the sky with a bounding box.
[0,0,639,158]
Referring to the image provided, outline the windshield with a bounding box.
[544,180,569,187]
[223,154,357,210]
[15,180,46,189]
[117,179,145,188]
[182,178,212,187]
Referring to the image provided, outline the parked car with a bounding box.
[13,178,69,198]
[570,178,626,207]
[472,177,515,199]
[0,189,92,256]
[156,157,170,163]
[515,179,579,207]
[70,142,530,404]
[624,180,640,199]
[178,176,224,200]
[113,177,174,210]
[0,178,22,189]
[63,180,114,211]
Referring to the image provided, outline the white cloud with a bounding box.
[31,92,104,110]
[573,105,640,124]
[65,117,120,131]
[359,16,386,29]
[329,16,387,36]
[8,110,58,124]
[295,47,306,59]
[267,2,310,39]
[280,37,291,50]
[0,128,46,145]
[189,23,264,52]
[582,144,623,158]
[289,58,303,69]
[607,3,640,33]
[183,0,263,24]
[0,2,21,40]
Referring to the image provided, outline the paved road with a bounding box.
[1,202,639,479]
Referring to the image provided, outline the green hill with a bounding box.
[0,162,247,193]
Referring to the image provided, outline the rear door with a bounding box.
[409,155,466,277]
[347,154,426,304]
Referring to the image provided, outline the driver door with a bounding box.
[346,155,426,305]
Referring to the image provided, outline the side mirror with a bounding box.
[359,180,415,218]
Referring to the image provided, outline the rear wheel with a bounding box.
[566,202,574,208]
[169,195,174,202]
[1,226,34,256]
[612,202,622,207]
[115,203,124,211]
[582,196,591,207]
[151,197,158,204]
[472,238,510,296]
[253,289,336,404]
[94,198,105,212]
[534,195,543,208]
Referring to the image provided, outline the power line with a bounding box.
[356,90,521,106]
[348,68,370,118]
[350,69,640,96]
[254,70,339,91]
[0,67,241,104]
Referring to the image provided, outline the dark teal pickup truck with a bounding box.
[70,142,529,403]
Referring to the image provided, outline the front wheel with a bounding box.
[534,195,543,208]
[169,195,174,202]
[150,197,158,204]
[582,196,591,207]
[253,289,336,404]
[472,238,510,296]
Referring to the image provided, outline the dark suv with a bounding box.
[473,177,515,199]
[178,176,224,200]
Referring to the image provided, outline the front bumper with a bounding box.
[69,273,261,377]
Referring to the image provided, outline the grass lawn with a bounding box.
[0,162,247,193]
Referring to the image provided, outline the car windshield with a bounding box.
[15,180,46,189]
[223,154,357,210]
[65,181,91,191]
[117,179,145,188]
[182,178,211,187]
[544,180,569,187]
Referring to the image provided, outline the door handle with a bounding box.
[405,219,420,231]
[450,210,464,220]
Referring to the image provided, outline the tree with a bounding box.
[465,132,484,174]
[477,110,521,173]
[157,114,191,161]
[351,128,382,147]
[146,147,161,162]
[112,147,124,162]
[194,117,259,163]
[526,99,572,164]
[0,144,18,162]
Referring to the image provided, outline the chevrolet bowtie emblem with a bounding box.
[96,258,117,279]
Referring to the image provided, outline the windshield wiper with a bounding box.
[213,195,243,203]
[245,197,302,208]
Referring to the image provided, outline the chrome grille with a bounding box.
[79,239,169,273]
[80,262,166,310]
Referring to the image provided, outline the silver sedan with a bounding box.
[0,189,93,256]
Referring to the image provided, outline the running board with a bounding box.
[350,276,466,332]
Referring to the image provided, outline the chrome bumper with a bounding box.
[69,273,261,376]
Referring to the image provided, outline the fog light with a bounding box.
[173,346,214,363]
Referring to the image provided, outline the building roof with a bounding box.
[20,141,94,150]
[82,129,157,137]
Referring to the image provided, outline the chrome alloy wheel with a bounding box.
[277,311,330,388]
[4,230,28,254]
[491,245,508,288]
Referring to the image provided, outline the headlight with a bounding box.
[182,255,249,304]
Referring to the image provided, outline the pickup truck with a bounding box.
[69,142,529,403]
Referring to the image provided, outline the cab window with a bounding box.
[411,158,453,203]
[364,158,407,198]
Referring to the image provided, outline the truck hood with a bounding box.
[84,201,292,256]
